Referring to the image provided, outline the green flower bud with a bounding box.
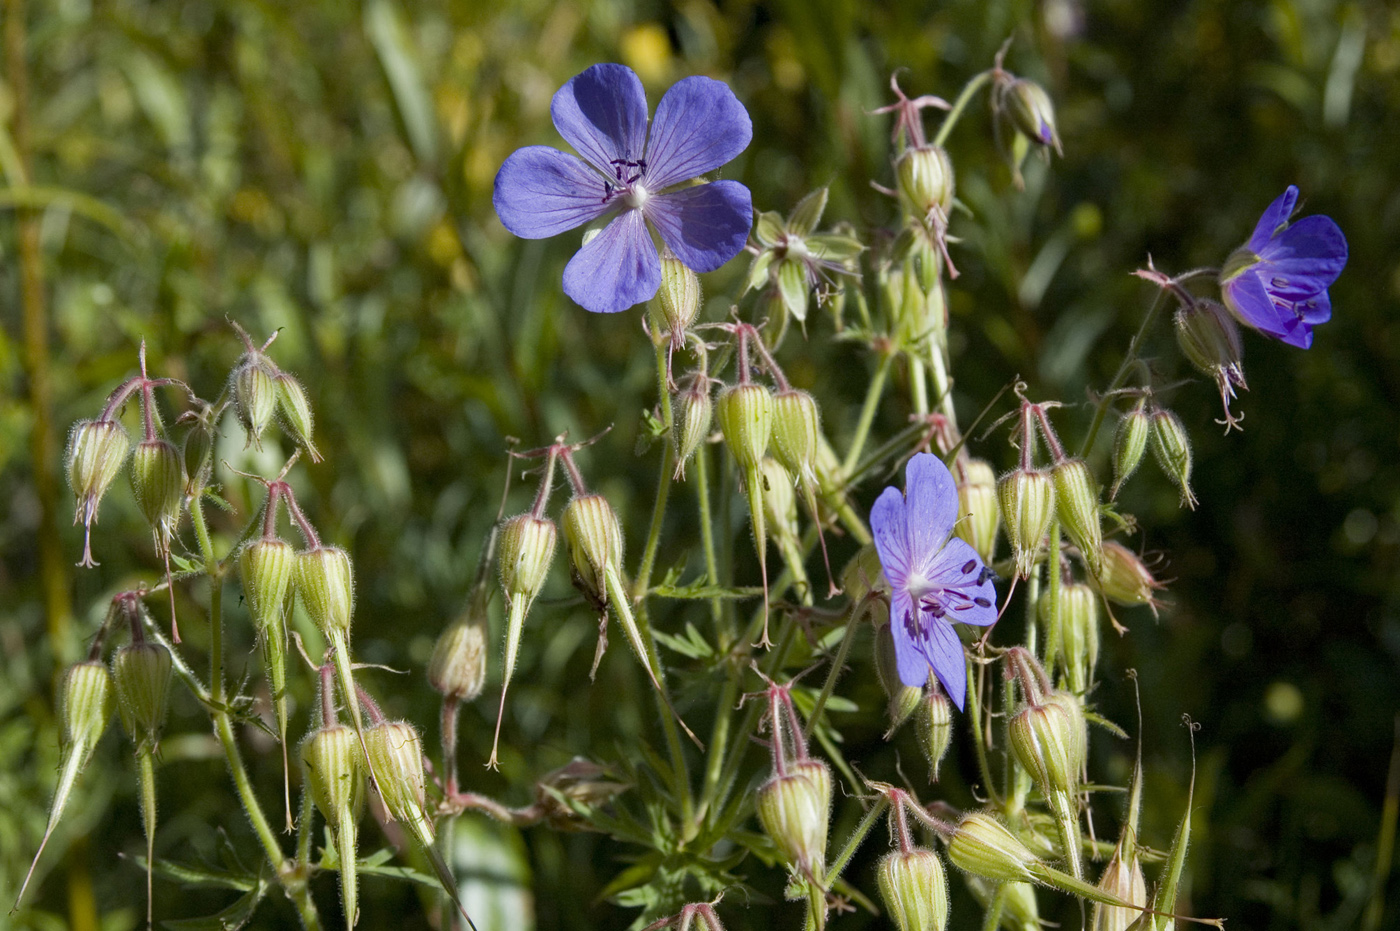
[840,545,885,602]
[649,254,702,340]
[62,661,115,749]
[498,514,557,607]
[562,494,624,603]
[112,642,173,749]
[770,389,820,488]
[947,812,1039,884]
[364,721,430,836]
[1176,299,1245,390]
[302,724,364,825]
[1091,541,1165,615]
[1005,78,1061,153]
[67,419,131,527]
[873,622,921,735]
[954,458,1000,564]
[182,417,214,495]
[1110,402,1150,499]
[998,469,1055,579]
[275,372,322,463]
[1009,699,1079,797]
[1040,582,1099,693]
[428,618,488,702]
[1092,852,1147,931]
[296,545,355,637]
[917,689,954,782]
[240,538,296,632]
[895,145,954,219]
[717,383,773,473]
[1043,690,1089,776]
[877,848,950,931]
[673,378,713,481]
[756,759,832,878]
[1051,459,1103,578]
[231,355,279,448]
[130,438,184,546]
[759,458,799,546]
[1149,407,1196,509]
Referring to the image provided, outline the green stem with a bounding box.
[966,654,1002,808]
[841,353,893,475]
[803,609,860,740]
[1044,522,1062,672]
[932,69,995,149]
[980,884,1009,931]
[909,354,929,416]
[824,796,888,887]
[1079,291,1167,458]
[694,443,723,628]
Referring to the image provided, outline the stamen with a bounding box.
[961,560,975,574]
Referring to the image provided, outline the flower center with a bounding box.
[624,183,650,211]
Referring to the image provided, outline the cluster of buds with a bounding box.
[754,680,833,894]
[1111,396,1196,508]
[229,322,321,460]
[744,187,862,340]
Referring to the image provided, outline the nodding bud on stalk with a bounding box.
[1149,407,1196,509]
[954,458,999,564]
[231,353,279,448]
[759,458,799,546]
[874,621,921,734]
[1009,696,1081,798]
[63,661,116,749]
[296,545,355,638]
[649,254,702,340]
[946,812,1040,884]
[917,690,954,782]
[1051,459,1103,578]
[275,372,321,462]
[770,390,820,489]
[428,618,488,702]
[1175,299,1246,422]
[756,759,832,881]
[1110,402,1150,499]
[112,643,173,749]
[499,514,558,608]
[562,494,624,603]
[302,723,363,931]
[241,538,296,632]
[130,438,184,547]
[1040,582,1100,693]
[1005,79,1061,153]
[364,721,433,841]
[674,378,713,481]
[67,419,131,561]
[877,848,950,931]
[1091,541,1165,615]
[717,383,774,473]
[998,468,1055,579]
[895,145,954,220]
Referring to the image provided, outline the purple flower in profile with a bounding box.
[1220,185,1347,349]
[871,453,997,709]
[493,64,753,314]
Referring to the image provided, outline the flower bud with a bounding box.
[112,642,173,749]
[756,759,832,878]
[895,145,954,219]
[1051,459,1103,578]
[1043,690,1089,775]
[563,494,624,601]
[364,721,431,836]
[67,419,131,526]
[649,254,702,340]
[717,383,773,473]
[954,458,999,564]
[673,378,713,480]
[240,538,296,631]
[428,618,488,702]
[303,724,364,823]
[231,355,279,447]
[1149,407,1196,509]
[62,661,115,748]
[759,458,799,545]
[874,622,921,735]
[1092,853,1148,931]
[840,545,885,602]
[499,514,557,606]
[295,545,355,637]
[947,812,1039,884]
[1009,699,1079,797]
[877,848,950,931]
[1090,542,1164,614]
[130,438,184,544]
[1175,299,1245,394]
[770,389,820,488]
[1040,582,1099,693]
[1110,402,1149,499]
[182,418,215,495]
[998,468,1055,579]
[1005,79,1060,152]
[917,689,954,782]
[275,372,322,462]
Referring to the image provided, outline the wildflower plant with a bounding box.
[22,40,1354,931]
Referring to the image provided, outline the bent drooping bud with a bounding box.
[895,145,954,221]
[1110,401,1150,500]
[1004,78,1061,154]
[717,383,774,473]
[673,376,713,481]
[296,544,355,638]
[1149,406,1196,509]
[67,418,131,566]
[1175,298,1247,430]
[365,721,434,842]
[303,722,364,930]
[1091,541,1166,616]
[757,759,833,884]
[649,254,702,343]
[916,689,954,782]
[998,468,1054,579]
[770,389,820,491]
[877,847,949,931]
[130,437,184,554]
[946,812,1040,884]
[231,352,279,449]
[1040,581,1100,693]
[275,371,322,462]
[428,618,488,703]
[562,494,624,605]
[1051,458,1104,579]
[954,458,999,564]
[491,512,558,769]
[112,642,173,751]
[241,538,297,632]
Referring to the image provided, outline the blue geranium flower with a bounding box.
[871,454,997,710]
[1219,185,1347,349]
[493,64,753,314]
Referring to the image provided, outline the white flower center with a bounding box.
[624,183,650,211]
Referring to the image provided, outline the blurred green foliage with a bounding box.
[2,0,1398,929]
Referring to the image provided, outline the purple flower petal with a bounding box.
[551,64,649,175]
[642,76,753,191]
[1258,215,1348,299]
[921,618,968,710]
[493,146,613,238]
[646,181,753,273]
[1297,288,1331,325]
[903,453,959,576]
[561,210,660,314]
[1247,185,1297,253]
[889,590,928,687]
[871,486,910,589]
[1223,271,1288,338]
[926,538,998,627]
